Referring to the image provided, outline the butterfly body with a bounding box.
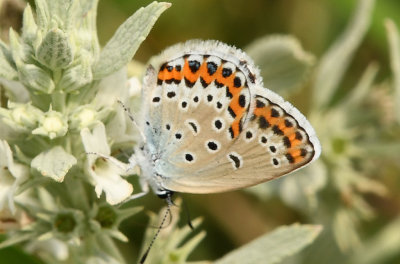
[133,40,321,197]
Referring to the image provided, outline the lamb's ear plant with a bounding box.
[0,0,171,262]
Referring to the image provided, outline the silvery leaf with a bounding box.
[215,224,322,264]
[92,1,171,79]
[312,0,375,109]
[246,35,315,97]
[17,64,55,93]
[59,54,92,92]
[45,0,74,29]
[34,0,50,31]
[36,28,74,69]
[0,42,18,80]
[22,4,38,43]
[385,19,400,124]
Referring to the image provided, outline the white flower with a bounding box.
[0,140,29,213]
[81,123,133,205]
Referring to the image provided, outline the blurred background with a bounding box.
[1,0,400,263]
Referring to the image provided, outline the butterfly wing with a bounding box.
[164,85,321,193]
[141,40,253,168]
[139,40,320,194]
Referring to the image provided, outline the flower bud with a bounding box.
[32,108,68,139]
[0,102,42,132]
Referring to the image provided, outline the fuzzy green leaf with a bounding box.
[59,54,93,92]
[93,1,171,79]
[246,35,315,96]
[45,0,74,29]
[385,19,400,124]
[215,224,322,264]
[312,0,375,109]
[17,64,55,93]
[31,146,77,182]
[21,4,39,43]
[0,41,18,80]
[34,0,50,31]
[343,62,379,107]
[36,28,74,69]
[0,233,35,250]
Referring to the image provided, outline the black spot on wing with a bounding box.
[188,122,198,133]
[207,61,218,75]
[233,76,241,88]
[222,68,232,78]
[238,94,246,107]
[228,106,236,118]
[200,77,209,88]
[258,116,270,129]
[270,108,280,117]
[229,154,241,169]
[283,136,291,148]
[189,60,201,73]
[215,80,224,88]
[184,77,195,88]
[272,125,283,135]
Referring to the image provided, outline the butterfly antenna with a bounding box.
[182,199,194,230]
[140,194,173,264]
[117,100,147,143]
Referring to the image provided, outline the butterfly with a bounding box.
[128,40,321,200]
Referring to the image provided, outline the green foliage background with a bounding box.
[0,0,399,263]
